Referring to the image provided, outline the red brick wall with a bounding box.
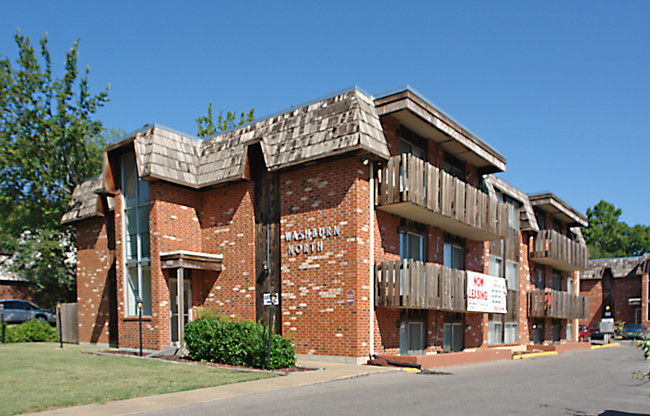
[280,157,368,357]
[0,283,32,301]
[613,276,642,324]
[198,181,255,320]
[580,279,602,328]
[75,216,111,345]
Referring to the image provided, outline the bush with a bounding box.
[185,315,295,369]
[5,319,59,343]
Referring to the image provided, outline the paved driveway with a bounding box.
[138,342,650,416]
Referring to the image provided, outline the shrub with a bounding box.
[6,319,59,343]
[185,315,295,369]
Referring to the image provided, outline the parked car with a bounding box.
[621,324,646,340]
[588,324,604,341]
[0,300,56,325]
[578,324,591,342]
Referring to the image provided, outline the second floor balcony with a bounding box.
[376,154,508,241]
[528,288,588,320]
[530,229,589,271]
[375,259,466,312]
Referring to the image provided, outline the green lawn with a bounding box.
[0,343,275,415]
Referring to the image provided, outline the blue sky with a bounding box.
[2,1,648,226]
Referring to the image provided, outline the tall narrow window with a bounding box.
[122,152,151,316]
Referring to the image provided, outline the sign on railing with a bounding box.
[466,271,507,313]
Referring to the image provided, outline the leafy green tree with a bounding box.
[195,102,254,137]
[583,200,650,259]
[0,31,109,305]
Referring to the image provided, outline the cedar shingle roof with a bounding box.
[582,255,650,280]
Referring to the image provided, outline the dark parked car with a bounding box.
[0,300,56,325]
[622,324,646,340]
[588,324,604,341]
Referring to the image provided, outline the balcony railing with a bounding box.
[375,260,466,312]
[528,289,588,320]
[376,154,508,241]
[530,229,589,271]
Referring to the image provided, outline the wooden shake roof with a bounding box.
[63,86,505,224]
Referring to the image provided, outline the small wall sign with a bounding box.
[263,292,279,306]
[346,289,355,306]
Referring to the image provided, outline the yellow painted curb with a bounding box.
[591,342,620,349]
[512,351,558,360]
[401,367,421,373]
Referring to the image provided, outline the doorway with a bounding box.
[169,274,192,345]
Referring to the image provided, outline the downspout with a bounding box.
[368,160,375,358]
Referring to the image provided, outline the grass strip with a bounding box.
[0,343,275,415]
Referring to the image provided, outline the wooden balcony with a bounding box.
[376,154,508,241]
[528,289,588,320]
[530,229,589,271]
[375,260,466,312]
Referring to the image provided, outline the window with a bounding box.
[489,255,503,278]
[552,272,561,291]
[533,268,545,289]
[400,138,424,160]
[504,322,518,344]
[566,323,573,341]
[122,152,151,316]
[443,152,465,180]
[506,199,520,230]
[505,260,519,291]
[444,241,464,270]
[400,231,425,262]
[567,278,574,295]
[400,321,425,355]
[488,316,503,346]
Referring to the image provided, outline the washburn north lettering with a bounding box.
[286,225,339,255]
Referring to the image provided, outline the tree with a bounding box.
[0,31,109,305]
[583,200,650,259]
[195,102,254,137]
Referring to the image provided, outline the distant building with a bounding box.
[581,255,650,331]
[0,253,32,301]
[63,86,590,363]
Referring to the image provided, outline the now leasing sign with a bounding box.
[466,271,507,314]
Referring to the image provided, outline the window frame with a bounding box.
[121,151,151,317]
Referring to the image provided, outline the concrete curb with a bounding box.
[512,351,558,360]
[591,342,620,349]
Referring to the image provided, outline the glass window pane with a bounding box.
[506,260,519,290]
[138,206,149,234]
[453,246,464,269]
[138,178,149,205]
[444,243,452,268]
[140,232,150,259]
[126,267,138,316]
[141,267,152,315]
[126,209,138,235]
[505,323,517,344]
[121,153,137,205]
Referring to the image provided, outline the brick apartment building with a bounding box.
[62,86,590,363]
[581,255,650,331]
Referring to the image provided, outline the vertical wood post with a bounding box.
[178,268,184,349]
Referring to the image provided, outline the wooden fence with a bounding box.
[375,260,466,312]
[531,229,589,271]
[376,154,508,239]
[528,289,588,320]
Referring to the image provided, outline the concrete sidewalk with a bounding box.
[25,360,396,416]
